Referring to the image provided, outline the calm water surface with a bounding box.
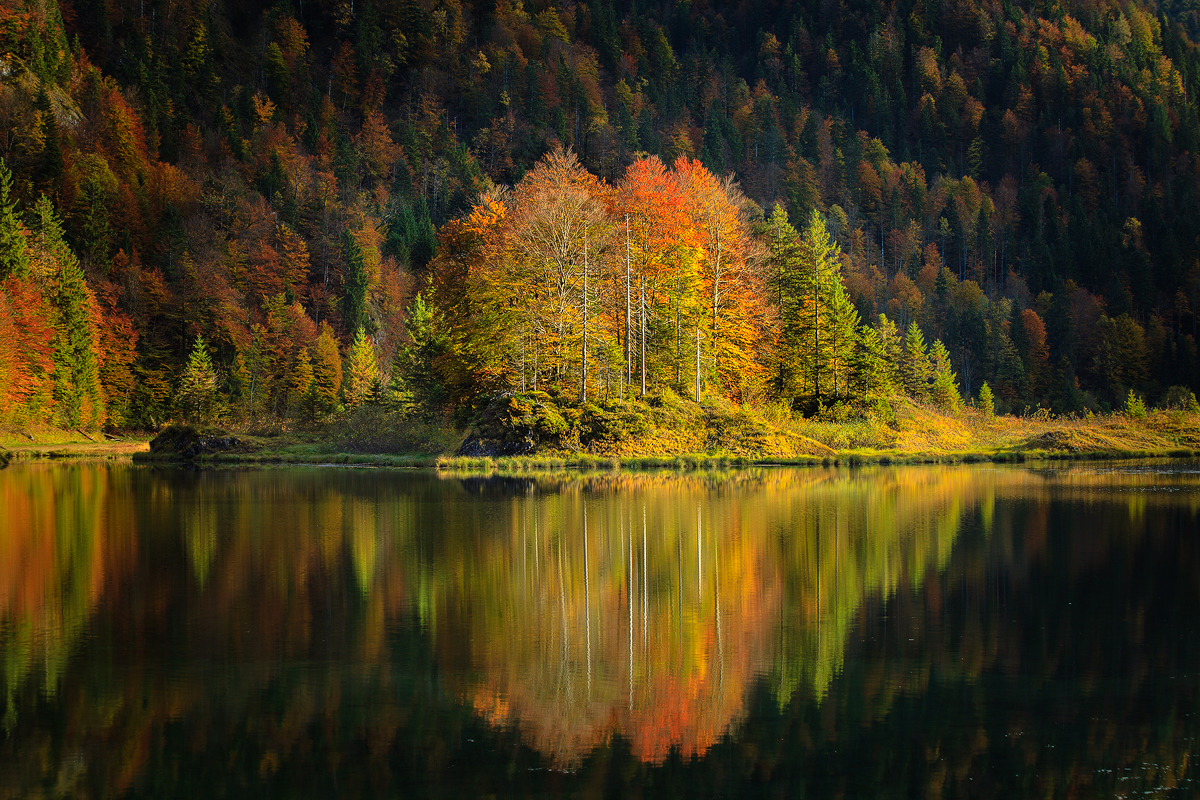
[0,462,1198,797]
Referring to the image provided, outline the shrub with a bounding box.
[579,400,651,446]
[1124,389,1147,419]
[1161,386,1200,412]
[977,382,995,418]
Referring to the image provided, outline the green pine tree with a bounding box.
[901,321,933,401]
[398,291,450,416]
[824,281,861,400]
[766,205,802,395]
[177,334,219,424]
[310,323,343,416]
[977,381,995,417]
[34,88,64,196]
[34,195,103,428]
[776,208,844,402]
[0,158,28,281]
[342,229,369,336]
[344,327,379,408]
[929,339,962,412]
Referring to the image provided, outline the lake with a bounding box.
[1,461,1197,797]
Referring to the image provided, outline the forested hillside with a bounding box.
[1,0,1199,431]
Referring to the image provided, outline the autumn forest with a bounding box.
[3,0,1200,437]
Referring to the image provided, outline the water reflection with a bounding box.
[435,469,980,763]
[0,462,1197,797]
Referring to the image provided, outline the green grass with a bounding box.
[8,402,1200,474]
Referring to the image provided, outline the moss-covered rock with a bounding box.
[146,425,258,461]
[458,392,575,456]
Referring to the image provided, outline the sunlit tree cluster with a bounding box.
[426,148,960,412]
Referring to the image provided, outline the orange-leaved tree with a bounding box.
[499,147,611,399]
[674,157,767,401]
[610,155,695,396]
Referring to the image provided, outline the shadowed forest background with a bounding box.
[2,0,1200,433]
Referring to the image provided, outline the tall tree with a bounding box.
[779,209,848,402]
[0,159,28,281]
[675,157,762,398]
[901,321,932,401]
[502,147,610,396]
[29,196,104,428]
[610,156,691,395]
[177,335,219,424]
[342,229,370,337]
[344,328,379,408]
[310,322,344,416]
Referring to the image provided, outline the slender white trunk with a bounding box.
[640,278,646,396]
[625,214,632,394]
[581,235,588,402]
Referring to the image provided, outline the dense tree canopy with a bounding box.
[0,0,1198,428]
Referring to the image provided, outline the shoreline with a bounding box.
[5,440,1198,472]
[5,406,1199,472]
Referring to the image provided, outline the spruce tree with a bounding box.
[341,229,369,336]
[398,292,449,416]
[34,196,103,428]
[77,176,112,269]
[930,339,962,412]
[0,159,28,281]
[872,314,903,395]
[825,281,861,400]
[776,209,843,402]
[901,321,933,401]
[978,381,995,417]
[344,328,379,408]
[289,347,315,421]
[310,323,343,416]
[796,209,841,400]
[34,88,64,195]
[767,205,802,395]
[177,335,219,424]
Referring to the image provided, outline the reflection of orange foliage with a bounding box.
[3,463,1198,795]
[448,478,783,764]
[0,464,108,618]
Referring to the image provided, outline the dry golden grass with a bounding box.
[0,427,151,459]
[5,404,1194,467]
[811,403,1200,460]
[582,397,836,459]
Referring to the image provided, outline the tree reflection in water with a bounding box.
[0,462,1197,797]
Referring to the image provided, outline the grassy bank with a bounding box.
[7,393,1199,470]
[0,428,152,461]
[105,393,1200,471]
